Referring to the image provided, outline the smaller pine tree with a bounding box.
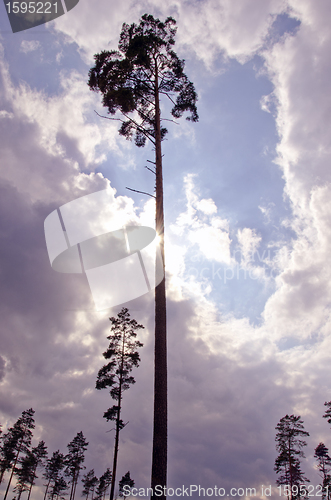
[274,414,310,500]
[323,402,331,427]
[65,431,88,500]
[119,471,134,500]
[82,469,98,499]
[3,408,35,500]
[0,427,19,484]
[96,307,143,500]
[315,443,331,500]
[50,475,68,499]
[13,451,36,500]
[95,468,112,500]
[26,440,48,500]
[43,450,66,500]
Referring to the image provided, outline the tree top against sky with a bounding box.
[88,13,198,148]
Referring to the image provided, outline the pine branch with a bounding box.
[145,166,156,175]
[126,187,156,199]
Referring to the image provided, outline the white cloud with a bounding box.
[258,202,275,223]
[258,0,331,340]
[20,40,41,53]
[237,227,262,265]
[0,109,13,119]
[51,0,288,67]
[171,174,232,264]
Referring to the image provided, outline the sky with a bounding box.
[1,0,331,498]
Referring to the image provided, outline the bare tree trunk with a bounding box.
[151,58,167,499]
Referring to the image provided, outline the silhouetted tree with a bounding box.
[0,425,20,484]
[23,440,47,499]
[82,469,98,499]
[119,471,134,500]
[95,468,112,500]
[88,14,198,494]
[13,450,35,499]
[323,402,331,426]
[50,475,68,500]
[3,408,35,500]
[43,450,66,500]
[65,432,88,500]
[315,443,331,500]
[96,307,143,500]
[274,415,310,500]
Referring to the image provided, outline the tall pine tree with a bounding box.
[88,14,198,494]
[315,443,331,500]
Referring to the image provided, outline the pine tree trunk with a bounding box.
[72,472,79,500]
[288,445,293,500]
[43,478,51,500]
[109,336,125,500]
[27,463,37,500]
[69,470,76,500]
[151,58,167,498]
[109,419,120,500]
[0,466,6,484]
[27,480,33,500]
[4,432,25,500]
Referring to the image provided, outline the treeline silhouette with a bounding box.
[0,308,141,500]
[0,408,134,499]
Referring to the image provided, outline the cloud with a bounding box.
[51,0,288,68]
[0,44,126,183]
[171,174,232,265]
[20,40,40,53]
[258,0,331,340]
[2,1,331,498]
[237,227,262,265]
